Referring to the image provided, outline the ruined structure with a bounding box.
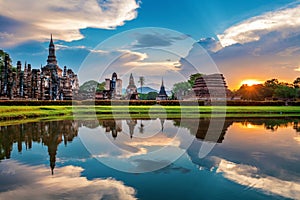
[0,120,79,175]
[126,73,138,100]
[192,73,231,100]
[0,35,79,100]
[95,72,122,100]
[156,78,168,100]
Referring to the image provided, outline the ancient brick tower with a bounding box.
[126,73,138,100]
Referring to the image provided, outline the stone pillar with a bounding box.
[23,63,28,98]
[27,64,32,99]
[40,76,44,100]
[20,72,24,98]
[16,61,22,97]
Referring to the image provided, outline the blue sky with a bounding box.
[1,0,299,89]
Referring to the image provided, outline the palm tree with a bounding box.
[138,76,145,95]
[139,120,144,134]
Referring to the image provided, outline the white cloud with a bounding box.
[55,44,88,51]
[295,66,300,72]
[0,160,137,200]
[55,44,110,55]
[197,37,223,52]
[100,49,181,79]
[216,158,300,199]
[0,0,140,47]
[217,3,300,47]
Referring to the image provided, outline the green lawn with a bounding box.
[1,105,300,124]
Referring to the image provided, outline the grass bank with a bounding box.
[1,105,300,122]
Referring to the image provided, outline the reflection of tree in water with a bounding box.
[173,117,300,143]
[1,117,299,174]
[0,120,78,175]
[294,121,300,133]
[240,118,300,132]
[139,120,145,134]
[160,118,165,132]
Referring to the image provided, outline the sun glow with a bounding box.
[241,79,263,86]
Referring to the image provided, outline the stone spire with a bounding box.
[47,34,57,65]
[129,73,135,86]
[157,77,168,100]
[158,78,167,96]
[50,34,54,46]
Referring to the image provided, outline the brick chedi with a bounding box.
[192,73,231,100]
[0,35,79,100]
[126,73,138,100]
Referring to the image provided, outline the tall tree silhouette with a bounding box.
[138,76,145,95]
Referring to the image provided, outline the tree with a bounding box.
[138,76,145,94]
[172,81,191,100]
[236,84,265,100]
[274,85,296,99]
[79,80,100,92]
[188,73,202,86]
[0,50,13,73]
[264,78,279,88]
[293,77,300,88]
[96,82,106,92]
[146,92,158,100]
[262,79,280,98]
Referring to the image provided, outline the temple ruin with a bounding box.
[0,35,79,100]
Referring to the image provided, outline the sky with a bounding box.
[0,0,299,89]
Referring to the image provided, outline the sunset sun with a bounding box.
[241,79,263,86]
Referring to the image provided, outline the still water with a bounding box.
[0,117,300,200]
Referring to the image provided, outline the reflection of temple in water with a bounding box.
[1,117,299,174]
[175,117,300,143]
[0,120,78,175]
[173,118,233,143]
[98,119,123,139]
[126,119,137,138]
[98,119,138,139]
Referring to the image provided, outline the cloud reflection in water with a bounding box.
[0,160,136,200]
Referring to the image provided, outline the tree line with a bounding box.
[235,78,300,100]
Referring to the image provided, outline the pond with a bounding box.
[0,117,300,200]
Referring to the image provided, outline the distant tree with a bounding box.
[262,79,280,98]
[294,79,300,98]
[274,85,296,99]
[264,78,279,88]
[172,81,191,99]
[96,82,106,92]
[138,76,145,94]
[236,84,265,100]
[146,92,158,100]
[293,77,300,88]
[171,73,202,99]
[188,73,202,86]
[0,50,6,67]
[139,93,147,100]
[79,80,100,92]
[0,50,13,73]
